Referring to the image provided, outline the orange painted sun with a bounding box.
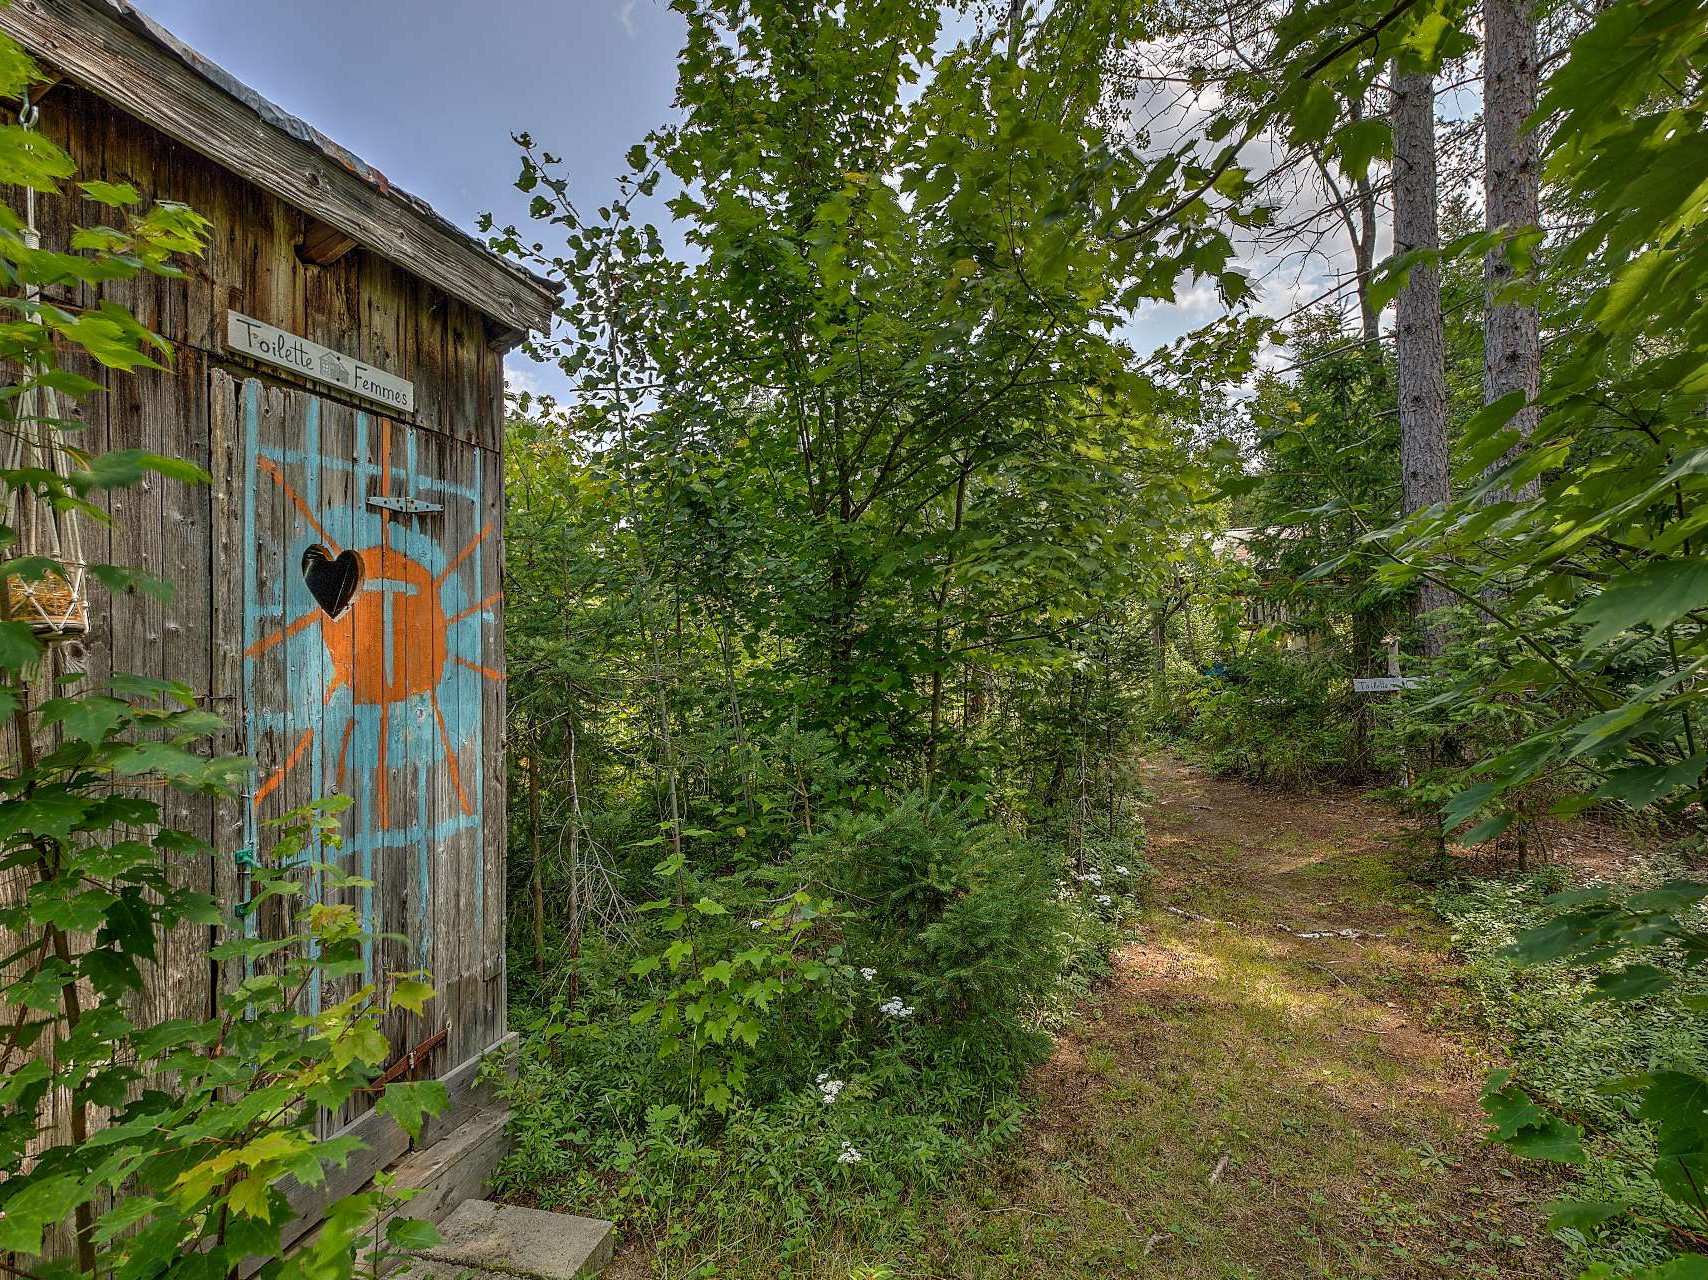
[244,433,502,820]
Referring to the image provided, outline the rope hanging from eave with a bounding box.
[2,87,89,648]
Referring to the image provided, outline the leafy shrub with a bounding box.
[809,798,1073,1049]
[1180,646,1357,787]
[1379,606,1591,858]
[1,790,448,1275]
[627,861,855,1112]
[1437,869,1708,1275]
[498,793,1147,1267]
[496,896,1040,1260]
[499,1010,1030,1264]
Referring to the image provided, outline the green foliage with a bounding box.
[498,1001,1033,1264]
[498,802,1133,1264]
[811,799,1076,1045]
[489,8,1205,1259]
[2,782,446,1275]
[491,0,1223,788]
[628,857,849,1113]
[1180,644,1358,787]
[1439,871,1708,1273]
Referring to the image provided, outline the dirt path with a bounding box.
[912,756,1565,1279]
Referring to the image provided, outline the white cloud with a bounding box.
[617,0,637,36]
[503,356,546,397]
[1107,24,1423,381]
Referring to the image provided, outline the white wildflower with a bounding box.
[749,919,765,929]
[816,1073,844,1105]
[859,967,877,981]
[1096,894,1112,907]
[878,996,914,1019]
[1114,865,1130,876]
[837,1140,864,1165]
[1076,871,1103,887]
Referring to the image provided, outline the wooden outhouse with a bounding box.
[0,0,558,1239]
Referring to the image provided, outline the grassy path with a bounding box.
[906,756,1564,1278]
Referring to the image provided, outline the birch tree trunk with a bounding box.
[1391,72,1455,659]
[1482,0,1543,503]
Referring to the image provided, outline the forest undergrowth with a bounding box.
[481,1,1708,1276]
[1438,854,1708,1277]
[534,755,1566,1279]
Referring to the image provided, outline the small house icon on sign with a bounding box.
[318,351,350,383]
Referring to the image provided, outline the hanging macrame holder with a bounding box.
[2,91,90,648]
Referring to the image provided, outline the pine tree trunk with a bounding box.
[1391,72,1455,659]
[1150,606,1170,717]
[1482,0,1542,503]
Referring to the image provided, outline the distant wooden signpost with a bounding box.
[1354,637,1422,786]
[1353,635,1422,695]
[1353,675,1424,693]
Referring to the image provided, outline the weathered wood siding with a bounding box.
[1,81,509,1104]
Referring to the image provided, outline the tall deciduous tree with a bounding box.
[1390,70,1454,657]
[1481,0,1543,503]
[495,0,1225,784]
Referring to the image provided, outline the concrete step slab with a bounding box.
[397,1263,559,1280]
[411,1199,614,1280]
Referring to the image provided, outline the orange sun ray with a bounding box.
[335,717,355,794]
[257,456,339,552]
[456,657,506,681]
[246,608,320,659]
[444,592,502,627]
[431,692,473,817]
[435,522,493,588]
[254,726,315,809]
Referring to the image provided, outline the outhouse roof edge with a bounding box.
[4,0,563,341]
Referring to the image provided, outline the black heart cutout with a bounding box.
[301,544,363,619]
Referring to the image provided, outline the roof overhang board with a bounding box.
[0,0,560,338]
[297,219,360,267]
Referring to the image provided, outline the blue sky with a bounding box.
[137,0,1293,397]
[138,0,686,396]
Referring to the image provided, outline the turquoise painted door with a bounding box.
[225,371,504,1087]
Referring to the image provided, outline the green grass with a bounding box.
[593,761,1562,1279]
[880,925,1530,1279]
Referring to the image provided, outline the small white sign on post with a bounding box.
[226,311,415,413]
[1352,676,1424,693]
